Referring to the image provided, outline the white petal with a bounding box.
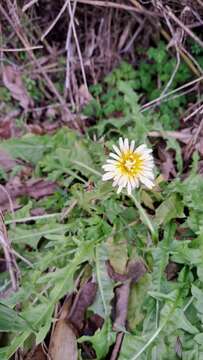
[135,144,146,152]
[109,152,120,160]
[119,137,125,152]
[118,175,128,188]
[131,176,139,188]
[117,185,123,194]
[102,172,115,181]
[112,145,121,156]
[107,159,117,164]
[136,144,152,153]
[130,140,135,152]
[113,175,121,187]
[142,171,154,180]
[124,138,129,151]
[102,164,116,171]
[139,175,154,188]
[127,181,132,195]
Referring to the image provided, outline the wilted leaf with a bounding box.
[113,281,130,331]
[68,282,97,332]
[0,178,57,211]
[49,300,77,360]
[0,150,16,172]
[2,66,32,109]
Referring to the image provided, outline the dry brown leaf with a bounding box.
[24,345,46,360]
[113,281,131,331]
[0,178,57,211]
[2,65,33,109]
[158,146,176,180]
[68,282,97,332]
[107,259,146,283]
[49,301,77,360]
[0,150,16,172]
[78,84,93,108]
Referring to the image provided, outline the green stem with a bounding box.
[130,193,157,242]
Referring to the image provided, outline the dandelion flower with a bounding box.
[102,137,154,195]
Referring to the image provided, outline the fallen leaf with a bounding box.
[165,262,180,281]
[0,150,16,172]
[24,345,46,360]
[158,146,176,180]
[113,281,131,331]
[49,300,77,360]
[2,66,33,109]
[107,259,147,284]
[83,314,104,336]
[68,282,97,333]
[127,260,147,284]
[26,179,57,199]
[78,84,93,108]
[0,178,57,211]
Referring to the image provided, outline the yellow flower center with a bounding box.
[117,151,143,177]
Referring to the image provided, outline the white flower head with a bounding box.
[102,137,155,195]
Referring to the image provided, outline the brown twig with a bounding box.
[0,212,19,294]
[166,6,203,50]
[0,2,73,121]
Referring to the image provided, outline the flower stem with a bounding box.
[130,193,157,242]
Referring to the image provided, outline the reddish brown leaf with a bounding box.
[113,281,131,331]
[26,179,57,199]
[83,314,104,336]
[0,150,16,172]
[165,262,180,281]
[106,261,128,282]
[2,66,33,109]
[68,282,97,333]
[24,345,46,360]
[127,260,147,284]
[107,260,147,284]
[0,178,57,211]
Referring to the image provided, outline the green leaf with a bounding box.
[155,194,184,225]
[0,303,31,332]
[91,243,114,318]
[78,319,116,359]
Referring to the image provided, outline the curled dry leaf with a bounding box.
[2,65,33,109]
[68,282,97,333]
[49,300,77,360]
[107,259,147,284]
[113,281,131,331]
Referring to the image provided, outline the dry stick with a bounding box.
[184,103,203,122]
[0,3,72,120]
[65,0,77,90]
[166,6,203,49]
[140,75,203,111]
[70,0,155,16]
[41,0,70,41]
[160,13,181,97]
[0,213,18,292]
[22,0,39,12]
[0,45,43,52]
[67,0,88,90]
[129,0,201,77]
